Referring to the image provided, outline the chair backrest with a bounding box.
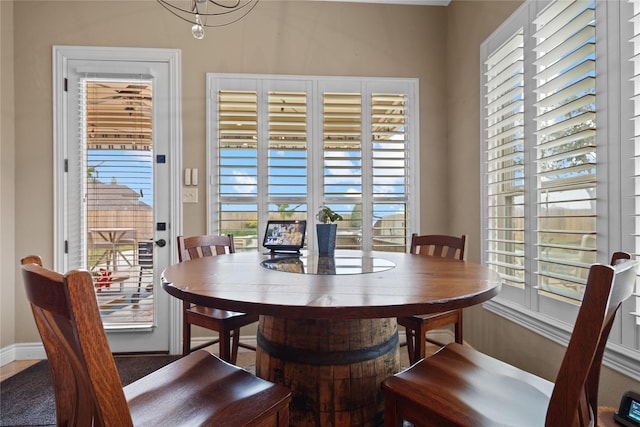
[20,257,133,427]
[21,255,43,266]
[546,255,637,426]
[577,250,633,424]
[611,251,631,265]
[177,234,235,262]
[409,233,466,260]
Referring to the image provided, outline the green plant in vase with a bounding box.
[316,206,343,256]
[316,206,343,224]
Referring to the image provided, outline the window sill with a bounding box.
[483,298,640,380]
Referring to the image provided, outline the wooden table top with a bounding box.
[161,250,502,320]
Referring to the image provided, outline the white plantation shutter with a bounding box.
[484,30,526,290]
[209,75,418,253]
[268,90,308,220]
[67,81,88,271]
[371,93,408,252]
[322,92,363,249]
[533,0,596,300]
[628,0,640,326]
[323,93,362,199]
[216,89,259,249]
[482,0,640,377]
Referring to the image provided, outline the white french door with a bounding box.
[53,47,182,353]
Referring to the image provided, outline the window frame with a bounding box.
[480,0,640,379]
[206,74,420,252]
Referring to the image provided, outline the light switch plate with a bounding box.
[183,187,198,203]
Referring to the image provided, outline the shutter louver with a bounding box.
[485,30,526,288]
[534,0,596,300]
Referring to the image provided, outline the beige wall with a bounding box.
[1,0,16,349]
[2,0,637,408]
[447,0,640,407]
[446,0,521,259]
[8,1,448,341]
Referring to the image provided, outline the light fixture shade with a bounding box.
[158,0,259,38]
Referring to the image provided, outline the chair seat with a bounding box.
[126,350,291,426]
[398,309,461,330]
[382,343,554,427]
[186,304,260,328]
[187,305,258,321]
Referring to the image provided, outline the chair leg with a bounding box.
[276,405,290,427]
[220,329,233,363]
[415,325,427,363]
[384,397,404,427]
[182,324,192,355]
[182,303,191,356]
[455,319,463,344]
[405,328,416,365]
[231,328,241,364]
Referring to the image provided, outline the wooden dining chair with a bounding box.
[397,233,467,364]
[20,256,291,427]
[177,234,259,363]
[382,253,638,427]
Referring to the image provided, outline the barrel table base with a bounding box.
[256,316,400,427]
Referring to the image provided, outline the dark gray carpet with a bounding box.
[0,355,179,426]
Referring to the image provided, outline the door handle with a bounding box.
[155,239,167,247]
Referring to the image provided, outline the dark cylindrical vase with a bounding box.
[316,223,337,256]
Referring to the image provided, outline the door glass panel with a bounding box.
[84,79,155,325]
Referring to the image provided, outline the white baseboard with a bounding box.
[0,336,259,366]
[0,343,47,366]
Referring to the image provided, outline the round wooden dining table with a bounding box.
[162,249,501,427]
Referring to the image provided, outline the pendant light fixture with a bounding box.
[158,0,259,40]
